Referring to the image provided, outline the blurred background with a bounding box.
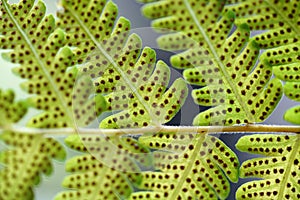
[0,0,298,199]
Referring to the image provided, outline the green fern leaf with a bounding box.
[236,134,300,200]
[260,42,300,124]
[0,131,66,200]
[139,1,283,125]
[224,0,300,49]
[141,0,226,51]
[57,0,188,128]
[0,89,27,126]
[101,59,187,128]
[129,132,239,200]
[0,0,106,128]
[55,135,151,200]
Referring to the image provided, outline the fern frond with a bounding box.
[57,0,188,128]
[139,1,283,125]
[55,135,151,200]
[236,134,300,200]
[0,0,106,128]
[186,25,283,125]
[225,0,300,49]
[0,89,27,126]
[260,42,300,124]
[129,132,239,200]
[0,131,66,200]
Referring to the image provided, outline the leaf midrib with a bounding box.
[264,0,300,35]
[183,0,254,122]
[169,135,205,200]
[67,6,160,126]
[3,0,74,127]
[277,135,299,200]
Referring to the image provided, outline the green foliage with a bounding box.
[224,0,300,124]
[0,131,66,200]
[236,134,300,200]
[129,132,239,200]
[56,0,188,128]
[0,0,106,128]
[0,89,27,127]
[101,59,187,128]
[140,0,283,125]
[56,134,152,200]
[260,42,300,124]
[0,0,300,199]
[224,0,300,49]
[141,0,226,51]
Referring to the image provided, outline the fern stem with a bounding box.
[1,125,299,136]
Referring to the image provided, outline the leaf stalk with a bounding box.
[1,125,299,136]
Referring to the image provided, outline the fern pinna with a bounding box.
[260,43,300,124]
[56,0,188,128]
[0,89,27,127]
[225,0,300,49]
[0,131,66,200]
[139,0,282,125]
[0,0,106,128]
[56,134,152,200]
[129,132,239,200]
[225,0,300,125]
[236,134,300,200]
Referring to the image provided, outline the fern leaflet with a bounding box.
[225,0,300,49]
[55,135,152,200]
[236,134,300,200]
[259,42,300,124]
[57,0,188,128]
[0,131,66,200]
[129,132,239,200]
[139,0,283,125]
[0,0,106,128]
[0,89,27,127]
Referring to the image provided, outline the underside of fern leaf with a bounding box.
[55,134,152,200]
[57,0,188,128]
[0,89,27,127]
[139,1,283,125]
[141,0,226,51]
[236,134,300,200]
[0,131,66,200]
[129,132,239,200]
[225,0,300,49]
[0,0,106,128]
[260,42,300,124]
